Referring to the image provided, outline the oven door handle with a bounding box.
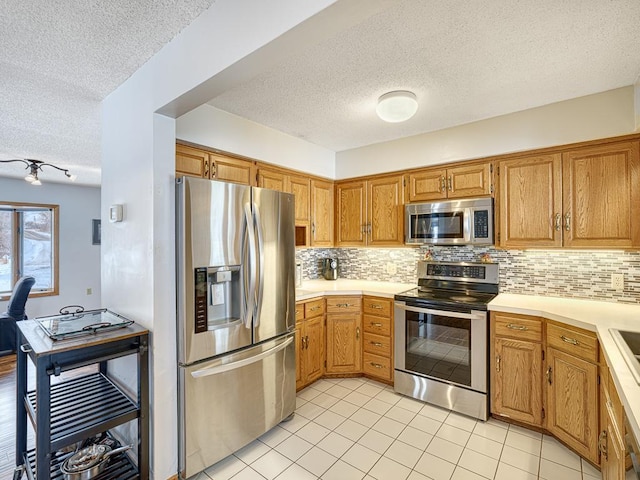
[394,302,484,320]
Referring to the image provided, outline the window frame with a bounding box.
[0,201,59,300]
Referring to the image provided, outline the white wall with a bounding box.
[101,1,352,478]
[0,178,101,317]
[336,87,636,178]
[177,104,335,178]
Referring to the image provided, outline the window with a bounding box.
[0,202,59,298]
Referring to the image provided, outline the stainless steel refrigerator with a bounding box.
[176,176,296,479]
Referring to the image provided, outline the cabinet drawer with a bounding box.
[492,312,542,341]
[363,314,391,336]
[363,296,392,317]
[546,322,598,363]
[363,352,392,381]
[295,303,304,322]
[304,298,325,318]
[363,332,391,357]
[326,296,361,313]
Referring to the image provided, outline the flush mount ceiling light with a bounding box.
[0,158,77,186]
[376,90,418,123]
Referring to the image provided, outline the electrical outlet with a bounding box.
[611,274,624,291]
[386,262,397,275]
[86,288,92,295]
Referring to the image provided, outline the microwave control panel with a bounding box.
[473,210,489,239]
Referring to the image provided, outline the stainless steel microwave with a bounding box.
[405,197,494,245]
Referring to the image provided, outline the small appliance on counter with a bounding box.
[322,258,339,280]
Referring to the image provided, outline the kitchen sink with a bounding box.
[610,329,640,385]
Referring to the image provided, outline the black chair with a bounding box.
[0,276,36,356]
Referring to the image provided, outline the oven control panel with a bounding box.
[419,261,499,285]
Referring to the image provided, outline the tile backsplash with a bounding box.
[296,246,640,304]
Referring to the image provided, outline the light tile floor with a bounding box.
[194,377,613,480]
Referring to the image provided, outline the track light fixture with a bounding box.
[0,159,77,185]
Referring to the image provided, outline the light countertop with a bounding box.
[489,293,640,446]
[295,279,415,301]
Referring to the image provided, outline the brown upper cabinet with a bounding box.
[257,165,315,247]
[310,179,334,247]
[176,144,256,186]
[405,162,493,202]
[335,174,404,247]
[498,140,640,248]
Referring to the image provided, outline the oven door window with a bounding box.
[404,309,471,387]
[411,212,464,239]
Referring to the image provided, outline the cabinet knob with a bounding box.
[554,213,561,231]
[495,355,501,373]
[546,366,553,385]
[356,327,360,340]
[564,213,571,232]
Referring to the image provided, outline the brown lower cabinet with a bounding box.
[600,352,627,480]
[295,298,325,390]
[325,296,362,374]
[491,313,603,467]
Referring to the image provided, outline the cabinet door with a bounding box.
[335,180,366,246]
[546,347,599,463]
[367,175,404,246]
[295,322,304,390]
[310,179,334,247]
[176,144,210,178]
[562,141,640,248]
[257,168,286,192]
[288,174,310,224]
[491,338,542,426]
[209,153,256,185]
[446,163,492,199]
[406,168,447,202]
[498,154,562,248]
[326,314,362,374]
[304,315,325,384]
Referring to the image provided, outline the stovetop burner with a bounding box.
[395,261,499,311]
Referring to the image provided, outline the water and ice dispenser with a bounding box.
[194,266,241,333]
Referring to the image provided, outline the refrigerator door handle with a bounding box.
[190,336,294,378]
[244,203,257,329]
[252,202,265,327]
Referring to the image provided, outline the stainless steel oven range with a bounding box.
[394,261,499,420]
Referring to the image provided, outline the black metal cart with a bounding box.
[14,310,149,480]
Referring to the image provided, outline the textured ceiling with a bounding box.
[0,0,215,185]
[1,0,640,187]
[208,0,640,152]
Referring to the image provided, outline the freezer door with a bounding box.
[178,333,296,478]
[251,187,296,343]
[177,177,252,364]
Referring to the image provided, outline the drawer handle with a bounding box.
[495,355,501,373]
[370,341,383,347]
[560,335,579,346]
[336,303,353,308]
[20,344,32,353]
[370,362,384,369]
[309,306,321,312]
[356,327,360,340]
[369,304,383,310]
[506,324,528,331]
[370,322,383,327]
[296,309,301,315]
[546,366,552,385]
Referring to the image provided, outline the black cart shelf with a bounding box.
[15,315,149,480]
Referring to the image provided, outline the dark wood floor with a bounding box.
[0,354,96,480]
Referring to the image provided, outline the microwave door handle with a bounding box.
[252,202,264,327]
[394,302,482,321]
[243,203,256,329]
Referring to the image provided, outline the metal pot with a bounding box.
[60,444,132,480]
